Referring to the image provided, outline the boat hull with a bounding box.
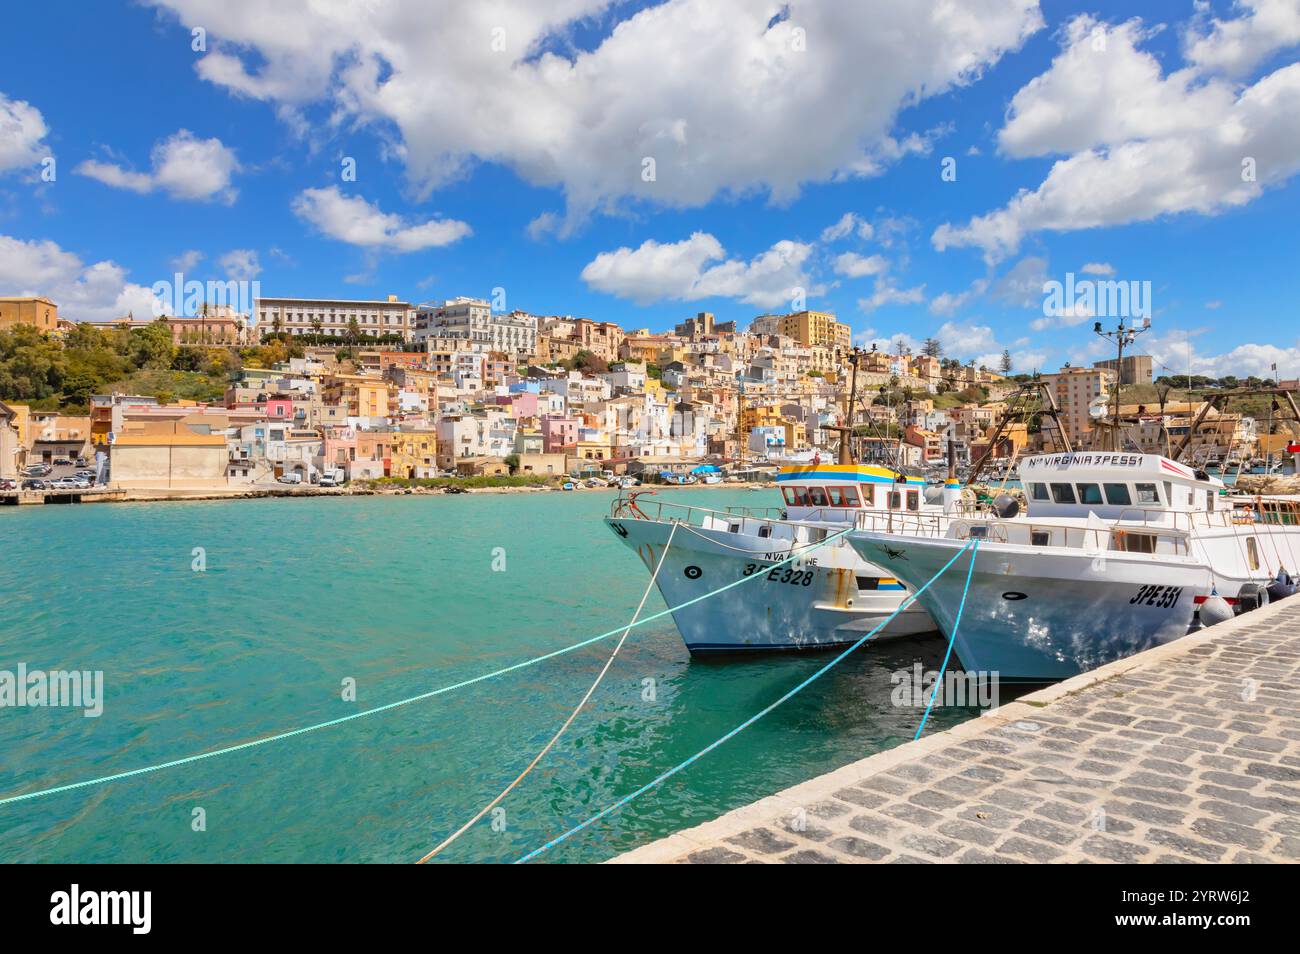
[847,533,1211,681]
[606,517,936,652]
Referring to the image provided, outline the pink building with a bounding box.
[541,415,579,454]
[495,391,539,419]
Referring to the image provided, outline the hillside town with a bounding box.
[1,292,1297,497]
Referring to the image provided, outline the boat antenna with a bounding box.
[1093,316,1151,451]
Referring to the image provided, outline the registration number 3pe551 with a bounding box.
[743,564,814,586]
[1130,584,1183,608]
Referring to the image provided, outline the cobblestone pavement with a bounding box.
[612,596,1300,864]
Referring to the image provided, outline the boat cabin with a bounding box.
[776,463,928,523]
[1019,454,1224,522]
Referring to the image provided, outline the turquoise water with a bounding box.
[0,489,979,863]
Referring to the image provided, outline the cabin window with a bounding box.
[907,490,920,512]
[1103,483,1131,505]
[1077,483,1104,506]
[889,491,901,509]
[728,523,741,534]
[1050,483,1076,504]
[1029,482,1050,501]
[968,525,990,539]
[781,486,810,507]
[1031,529,1051,547]
[758,525,772,538]
[807,486,829,507]
[827,486,858,507]
[1113,531,1155,553]
[860,485,875,507]
[1247,537,1260,571]
[1135,483,1159,505]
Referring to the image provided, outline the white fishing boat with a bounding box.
[849,452,1300,681]
[604,461,957,652]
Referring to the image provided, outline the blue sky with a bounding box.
[2,0,1299,378]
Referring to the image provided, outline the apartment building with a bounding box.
[1042,366,1116,446]
[254,295,414,340]
[414,298,538,358]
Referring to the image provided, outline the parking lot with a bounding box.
[9,457,106,492]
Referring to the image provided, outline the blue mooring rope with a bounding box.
[0,524,850,809]
[914,540,980,740]
[516,538,980,863]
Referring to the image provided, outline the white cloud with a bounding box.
[218,248,262,280]
[856,276,925,312]
[832,251,888,278]
[933,13,1300,262]
[580,232,817,309]
[151,0,1044,228]
[930,278,989,316]
[75,130,240,203]
[0,92,49,174]
[0,234,156,322]
[170,249,204,272]
[1147,327,1300,378]
[1080,261,1114,276]
[1184,0,1300,77]
[990,255,1049,308]
[291,186,472,252]
[821,212,873,243]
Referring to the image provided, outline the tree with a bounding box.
[0,325,65,401]
[504,453,520,475]
[346,317,361,344]
[999,349,1013,375]
[922,337,942,358]
[129,320,176,370]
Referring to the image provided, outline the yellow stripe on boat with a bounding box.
[776,463,925,485]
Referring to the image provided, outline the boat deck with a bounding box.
[611,595,1300,864]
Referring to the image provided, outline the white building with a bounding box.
[254,295,414,341]
[414,298,538,359]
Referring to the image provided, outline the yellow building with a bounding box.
[389,429,438,478]
[779,310,851,351]
[740,404,798,450]
[0,297,59,334]
[323,374,394,418]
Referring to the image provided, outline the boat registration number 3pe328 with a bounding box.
[602,461,950,653]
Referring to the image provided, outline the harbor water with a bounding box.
[0,489,982,863]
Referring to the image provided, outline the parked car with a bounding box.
[21,479,47,490]
[0,478,16,491]
[53,457,74,467]
[49,477,80,489]
[74,457,89,467]
[318,474,346,487]
[23,464,51,477]
[276,473,303,485]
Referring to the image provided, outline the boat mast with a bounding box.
[967,378,1071,485]
[1092,316,1151,452]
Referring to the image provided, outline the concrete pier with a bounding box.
[613,595,1300,864]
